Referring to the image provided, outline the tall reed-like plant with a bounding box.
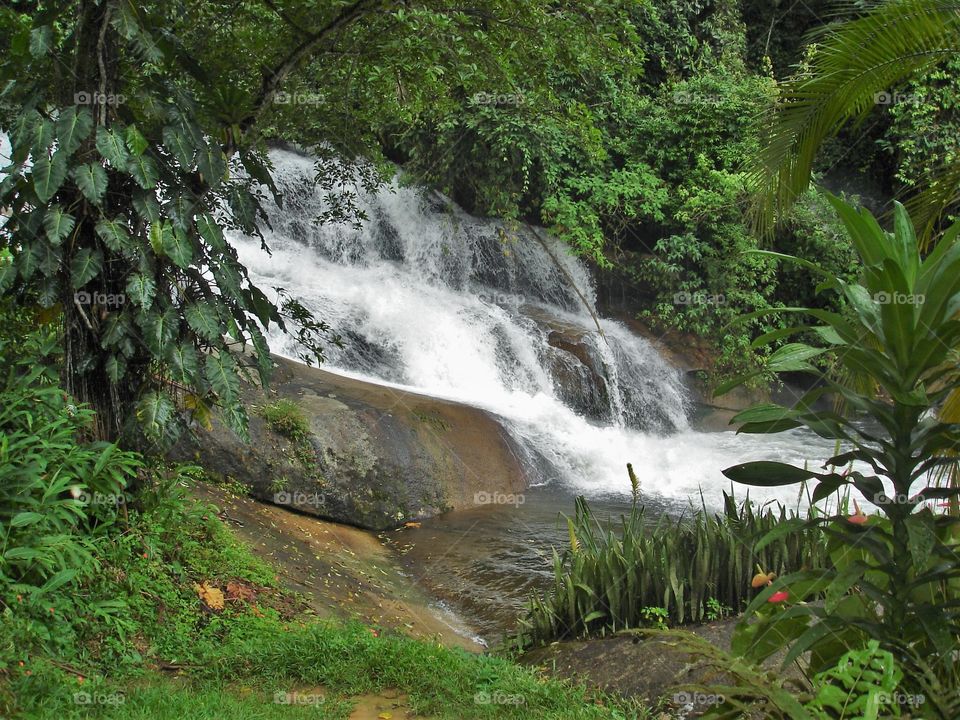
[516,481,827,647]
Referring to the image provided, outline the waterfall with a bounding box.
[229,148,839,506]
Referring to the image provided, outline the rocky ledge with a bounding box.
[172,354,528,530]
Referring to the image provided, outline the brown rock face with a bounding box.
[546,328,611,423]
[172,355,527,530]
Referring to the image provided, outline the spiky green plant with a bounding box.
[516,481,828,647]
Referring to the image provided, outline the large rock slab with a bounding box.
[172,355,528,530]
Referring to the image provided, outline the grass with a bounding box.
[257,399,311,443]
[256,399,324,482]
[2,467,647,720]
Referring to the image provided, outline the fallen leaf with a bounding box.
[225,580,257,603]
[378,713,393,719]
[404,522,421,528]
[194,582,225,611]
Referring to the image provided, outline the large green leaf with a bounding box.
[95,218,132,252]
[148,222,167,255]
[185,301,223,341]
[765,343,828,373]
[125,124,148,156]
[125,273,156,308]
[43,204,75,245]
[143,306,178,356]
[136,390,176,440]
[29,25,52,57]
[196,213,226,250]
[105,354,126,382]
[162,227,194,268]
[126,154,158,189]
[72,163,109,205]
[162,125,196,168]
[32,151,68,202]
[33,118,55,156]
[70,248,103,288]
[95,126,130,168]
[133,193,161,223]
[56,106,94,156]
[205,351,240,403]
[169,343,199,385]
[197,145,226,185]
[722,461,818,487]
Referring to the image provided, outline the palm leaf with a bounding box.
[746,0,960,238]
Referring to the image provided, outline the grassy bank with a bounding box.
[2,469,644,720]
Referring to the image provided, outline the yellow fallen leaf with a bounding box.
[378,713,392,719]
[404,522,421,528]
[194,582,225,610]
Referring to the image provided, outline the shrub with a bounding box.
[719,195,960,718]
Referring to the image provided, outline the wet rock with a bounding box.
[171,354,527,531]
[546,328,611,423]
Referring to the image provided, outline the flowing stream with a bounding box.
[230,148,851,639]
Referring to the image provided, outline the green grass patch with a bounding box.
[257,399,311,443]
[2,468,646,720]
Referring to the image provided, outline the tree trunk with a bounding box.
[60,0,128,443]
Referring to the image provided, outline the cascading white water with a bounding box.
[229,148,845,508]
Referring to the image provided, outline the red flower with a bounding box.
[768,590,790,604]
[848,499,868,525]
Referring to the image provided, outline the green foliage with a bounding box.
[808,641,904,720]
[705,597,732,622]
[745,0,960,241]
[257,399,310,443]
[719,196,960,718]
[516,477,827,646]
[880,54,960,218]
[0,305,141,660]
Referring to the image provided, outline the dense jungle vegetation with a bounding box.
[2,1,960,719]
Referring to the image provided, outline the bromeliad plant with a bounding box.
[719,195,960,717]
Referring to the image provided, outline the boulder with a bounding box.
[172,355,528,530]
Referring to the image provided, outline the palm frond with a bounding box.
[747,0,960,238]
